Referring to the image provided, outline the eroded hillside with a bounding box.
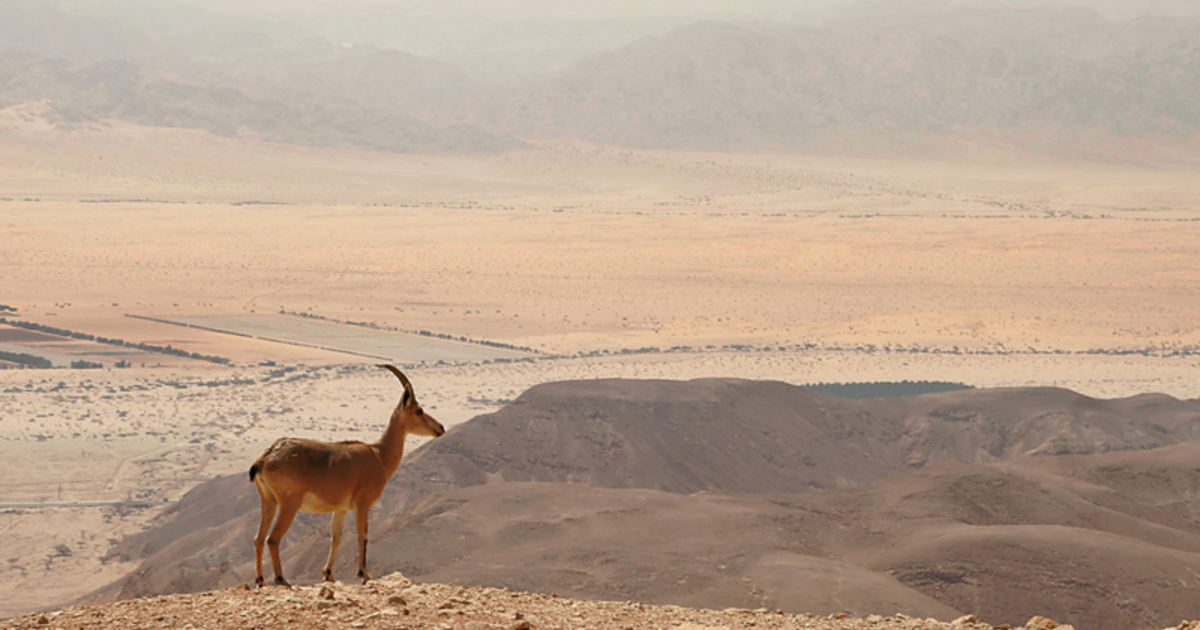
[84,381,1200,630]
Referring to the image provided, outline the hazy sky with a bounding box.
[183,0,843,17]
[179,0,1196,18]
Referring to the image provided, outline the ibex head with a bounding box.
[380,364,445,437]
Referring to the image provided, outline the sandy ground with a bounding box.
[3,112,1200,358]
[1,111,1198,617]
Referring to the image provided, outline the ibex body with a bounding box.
[249,365,444,586]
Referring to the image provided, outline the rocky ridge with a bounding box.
[10,572,1187,630]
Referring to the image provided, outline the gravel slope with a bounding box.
[6,573,1164,630]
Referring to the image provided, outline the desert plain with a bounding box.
[2,108,1200,619]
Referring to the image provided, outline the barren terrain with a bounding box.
[1,111,1199,622]
[85,379,1200,630]
[3,572,1139,630]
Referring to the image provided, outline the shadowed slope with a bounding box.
[269,445,1200,630]
[378,381,1200,514]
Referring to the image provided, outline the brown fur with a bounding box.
[250,365,444,587]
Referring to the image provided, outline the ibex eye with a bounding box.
[416,409,424,416]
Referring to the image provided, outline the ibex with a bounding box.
[249,364,444,586]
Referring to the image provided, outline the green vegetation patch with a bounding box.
[0,350,53,369]
[0,317,231,365]
[805,381,974,400]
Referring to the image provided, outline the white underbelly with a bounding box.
[300,493,351,513]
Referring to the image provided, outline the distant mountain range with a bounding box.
[0,2,519,153]
[1,2,1198,156]
[82,379,1200,630]
[480,11,1200,153]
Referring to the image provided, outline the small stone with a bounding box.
[465,622,493,630]
[386,595,407,606]
[350,623,365,628]
[1026,617,1059,630]
[953,615,979,625]
[318,584,335,600]
[36,615,50,625]
[509,622,532,630]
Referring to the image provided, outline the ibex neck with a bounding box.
[376,412,408,476]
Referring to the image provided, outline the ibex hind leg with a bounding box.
[253,487,278,588]
[266,501,301,587]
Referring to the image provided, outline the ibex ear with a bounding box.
[401,389,412,409]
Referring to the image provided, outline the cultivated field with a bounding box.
[153,314,531,363]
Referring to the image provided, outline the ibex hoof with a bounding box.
[274,576,292,587]
[254,576,265,588]
[323,570,335,583]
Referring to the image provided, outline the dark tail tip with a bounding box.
[249,461,262,482]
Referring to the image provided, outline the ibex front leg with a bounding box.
[355,506,371,584]
[324,511,347,582]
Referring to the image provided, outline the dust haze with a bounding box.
[1,1,1199,629]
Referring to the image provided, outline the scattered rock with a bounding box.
[0,572,1112,630]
